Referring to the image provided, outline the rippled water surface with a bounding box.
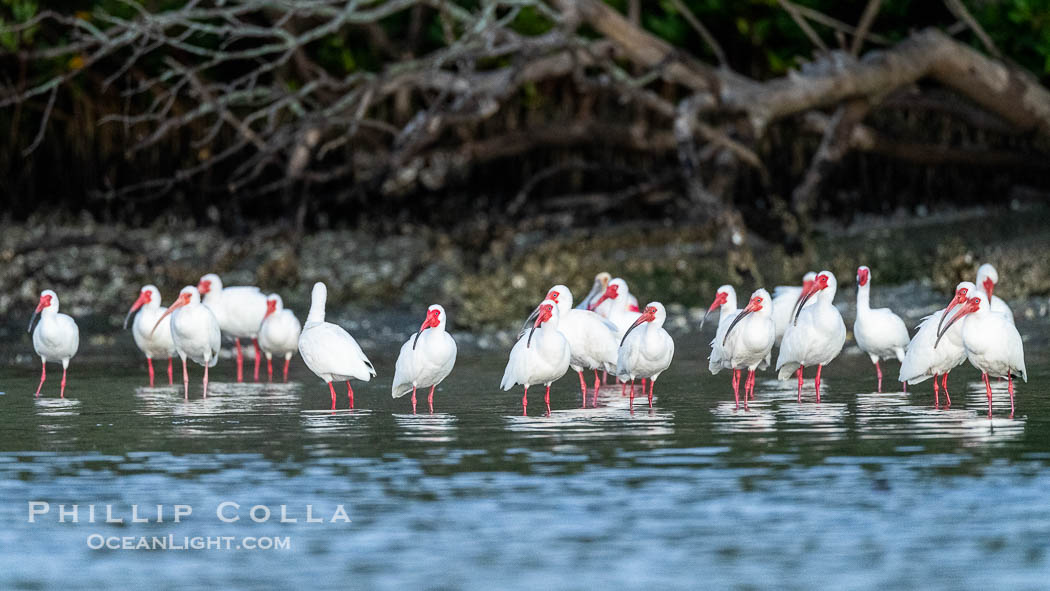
[1,335,1048,589]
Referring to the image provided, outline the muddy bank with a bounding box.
[2,204,1050,349]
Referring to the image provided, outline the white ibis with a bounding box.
[776,270,846,402]
[937,293,1026,417]
[28,290,79,398]
[588,277,641,339]
[853,266,909,393]
[717,289,775,410]
[197,273,268,383]
[704,284,744,396]
[976,263,1014,323]
[576,272,610,311]
[523,285,617,407]
[297,282,376,410]
[616,302,674,409]
[258,294,302,383]
[124,284,176,387]
[899,282,975,407]
[501,298,571,416]
[392,304,457,413]
[152,286,221,399]
[772,272,816,344]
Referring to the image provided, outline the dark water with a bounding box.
[1,335,1048,589]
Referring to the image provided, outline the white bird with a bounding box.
[297,282,376,410]
[501,298,571,416]
[703,284,738,375]
[198,273,268,383]
[937,293,1026,417]
[776,270,846,402]
[772,272,817,344]
[523,285,618,408]
[853,266,910,393]
[899,282,975,407]
[124,284,177,387]
[391,304,457,413]
[718,289,775,410]
[577,272,611,311]
[976,263,1014,323]
[616,302,674,409]
[28,289,79,398]
[588,277,641,339]
[258,294,302,383]
[589,274,641,318]
[152,286,221,399]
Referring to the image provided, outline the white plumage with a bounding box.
[616,302,674,409]
[391,304,457,413]
[704,284,738,375]
[29,289,79,398]
[718,289,775,410]
[153,286,221,398]
[976,263,1014,324]
[124,284,177,387]
[198,273,268,382]
[899,281,974,406]
[298,282,376,410]
[501,298,571,416]
[776,270,846,402]
[588,277,642,340]
[772,271,816,345]
[258,294,302,383]
[853,265,910,393]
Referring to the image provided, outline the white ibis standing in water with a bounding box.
[772,272,816,344]
[704,284,748,400]
[776,271,846,402]
[501,298,571,416]
[152,286,221,399]
[616,302,674,409]
[258,294,302,383]
[717,289,775,410]
[976,263,1014,323]
[124,285,177,387]
[28,290,79,398]
[937,293,1026,417]
[522,285,617,407]
[899,282,974,407]
[853,266,910,393]
[391,304,457,413]
[197,273,268,383]
[588,278,641,340]
[297,282,376,410]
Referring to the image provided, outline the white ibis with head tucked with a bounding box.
[588,277,642,340]
[976,263,1014,323]
[776,271,846,402]
[853,266,910,393]
[124,285,176,387]
[937,293,1026,417]
[501,298,571,416]
[772,272,816,344]
[523,285,617,407]
[298,282,376,410]
[28,290,79,398]
[392,304,457,413]
[899,282,974,407]
[717,289,775,410]
[616,302,674,409]
[197,273,268,383]
[258,294,302,383]
[152,286,221,399]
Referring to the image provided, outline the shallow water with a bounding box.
[1,335,1047,589]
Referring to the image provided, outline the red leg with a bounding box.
[875,360,882,393]
[732,369,740,410]
[234,338,244,383]
[602,370,607,385]
[252,338,261,382]
[522,386,528,416]
[942,372,951,406]
[902,381,907,393]
[147,357,155,387]
[592,370,600,408]
[815,365,823,403]
[182,358,189,399]
[933,373,940,408]
[544,385,551,416]
[203,363,209,398]
[745,370,755,410]
[629,379,636,409]
[35,360,45,397]
[411,386,417,414]
[60,366,68,398]
[167,358,174,385]
[283,358,290,382]
[621,381,626,397]
[328,381,336,410]
[267,358,273,383]
[346,381,354,409]
[982,372,992,417]
[647,378,654,408]
[796,366,804,403]
[1008,374,1015,417]
[428,385,435,414]
[577,370,587,408]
